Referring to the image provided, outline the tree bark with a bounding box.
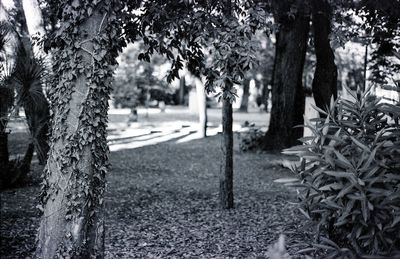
[179,76,186,105]
[219,0,234,209]
[0,85,13,188]
[311,0,337,115]
[239,78,250,112]
[220,98,234,209]
[36,4,113,258]
[23,99,50,165]
[14,0,32,56]
[263,0,310,151]
[195,77,207,137]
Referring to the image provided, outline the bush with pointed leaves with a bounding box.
[279,86,400,257]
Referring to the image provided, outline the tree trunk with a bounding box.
[24,100,50,165]
[0,85,13,188]
[263,0,310,151]
[239,78,250,112]
[311,0,337,115]
[36,4,114,258]
[14,0,50,164]
[220,98,234,209]
[0,132,10,188]
[219,0,234,209]
[195,77,207,137]
[14,0,32,56]
[179,76,186,105]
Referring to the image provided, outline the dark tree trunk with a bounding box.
[179,76,186,105]
[0,132,10,187]
[220,98,234,209]
[0,85,13,188]
[311,0,337,115]
[14,0,32,56]
[14,0,50,164]
[23,100,50,165]
[239,78,250,112]
[263,0,310,151]
[219,0,234,209]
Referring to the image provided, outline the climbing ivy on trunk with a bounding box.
[36,0,124,257]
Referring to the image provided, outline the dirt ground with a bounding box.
[1,107,316,258]
[0,134,315,258]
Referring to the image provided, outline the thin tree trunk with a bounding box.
[0,132,10,188]
[220,98,234,209]
[179,76,186,105]
[14,0,50,164]
[37,4,113,258]
[24,101,50,165]
[14,0,32,56]
[363,44,368,92]
[263,0,310,151]
[219,0,234,209]
[311,0,337,115]
[239,78,250,112]
[0,86,13,188]
[195,77,207,137]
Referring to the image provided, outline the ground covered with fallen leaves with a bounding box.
[1,132,315,258]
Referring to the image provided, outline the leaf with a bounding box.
[323,171,355,181]
[319,182,343,191]
[333,150,353,169]
[360,147,377,171]
[298,208,311,219]
[337,183,355,198]
[350,136,370,152]
[274,178,299,184]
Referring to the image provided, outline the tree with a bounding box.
[263,0,310,151]
[239,78,250,112]
[311,0,337,114]
[36,1,124,257]
[130,0,263,209]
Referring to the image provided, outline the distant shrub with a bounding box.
[280,88,400,257]
[239,122,264,152]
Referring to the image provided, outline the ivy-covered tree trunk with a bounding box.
[263,0,310,151]
[239,78,250,112]
[37,1,120,257]
[220,98,234,209]
[311,0,337,114]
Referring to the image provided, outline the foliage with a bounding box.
[358,0,400,84]
[112,43,174,108]
[280,87,400,257]
[124,0,269,101]
[239,123,264,152]
[0,22,9,53]
[331,0,400,86]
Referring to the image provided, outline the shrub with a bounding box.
[280,88,400,257]
[239,122,264,152]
